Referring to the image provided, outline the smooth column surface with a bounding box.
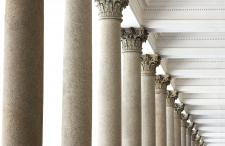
[93,1,128,146]
[3,0,44,145]
[181,118,187,146]
[62,0,92,145]
[121,28,148,146]
[174,103,184,146]
[186,123,194,146]
[141,54,160,146]
[155,75,171,146]
[166,91,178,146]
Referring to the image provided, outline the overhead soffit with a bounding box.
[129,0,225,32]
[129,0,225,144]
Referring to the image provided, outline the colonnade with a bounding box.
[2,0,206,146]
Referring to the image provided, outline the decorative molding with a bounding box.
[147,8,225,12]
[121,27,148,53]
[156,33,225,41]
[141,54,161,75]
[95,0,129,19]
[155,74,171,91]
[166,90,178,107]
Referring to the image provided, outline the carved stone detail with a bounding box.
[191,130,198,141]
[188,122,195,133]
[174,103,184,117]
[166,90,178,107]
[95,0,129,18]
[155,75,171,91]
[181,113,189,127]
[195,135,201,144]
[121,27,149,53]
[141,54,161,75]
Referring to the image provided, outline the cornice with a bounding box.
[146,8,225,12]
[155,33,225,41]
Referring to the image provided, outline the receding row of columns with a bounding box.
[2,0,206,146]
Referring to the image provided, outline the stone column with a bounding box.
[181,114,189,146]
[187,123,194,146]
[121,27,148,146]
[62,0,92,146]
[174,103,184,146]
[93,1,128,146]
[155,75,171,146]
[141,54,161,146]
[166,91,178,146]
[3,0,43,145]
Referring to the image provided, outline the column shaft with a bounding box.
[186,129,192,146]
[181,120,186,146]
[62,0,92,145]
[141,54,160,146]
[155,75,171,146]
[166,106,174,146]
[166,91,177,146]
[122,52,141,146]
[174,112,181,146]
[93,1,128,146]
[94,18,121,146]
[3,0,43,145]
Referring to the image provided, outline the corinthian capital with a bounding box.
[191,130,198,141]
[181,113,189,127]
[121,27,149,53]
[174,103,185,117]
[141,54,161,75]
[188,122,195,132]
[95,0,129,19]
[155,75,171,92]
[166,90,178,107]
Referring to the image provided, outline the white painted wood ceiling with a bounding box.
[128,0,225,145]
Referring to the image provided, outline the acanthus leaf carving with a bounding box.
[174,103,185,117]
[141,54,161,75]
[121,27,149,53]
[95,0,129,19]
[155,74,171,91]
[166,90,178,107]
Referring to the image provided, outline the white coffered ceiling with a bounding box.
[128,0,225,145]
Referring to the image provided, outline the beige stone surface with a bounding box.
[62,0,92,146]
[181,120,187,146]
[3,0,44,145]
[186,123,193,146]
[155,75,170,146]
[174,112,181,146]
[121,28,148,146]
[166,106,174,146]
[186,129,192,146]
[93,1,128,145]
[93,18,122,146]
[166,91,178,146]
[122,52,141,146]
[141,54,160,146]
